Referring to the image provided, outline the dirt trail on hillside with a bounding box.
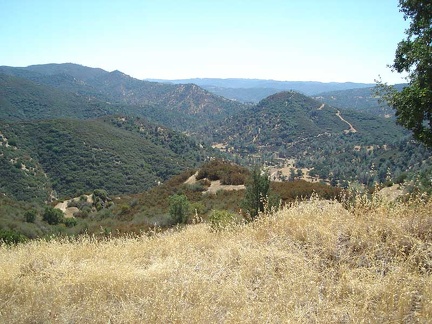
[185,172,199,184]
[336,110,357,133]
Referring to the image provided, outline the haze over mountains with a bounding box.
[149,77,378,103]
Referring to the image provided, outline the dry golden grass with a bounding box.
[1,196,431,323]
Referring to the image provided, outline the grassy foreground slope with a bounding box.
[1,197,431,322]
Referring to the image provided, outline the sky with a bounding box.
[1,0,409,84]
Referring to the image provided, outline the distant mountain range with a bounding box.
[149,77,376,103]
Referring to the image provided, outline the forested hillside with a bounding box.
[0,116,212,202]
[0,64,247,131]
[206,90,432,187]
[0,73,123,120]
[313,84,406,117]
[208,91,405,152]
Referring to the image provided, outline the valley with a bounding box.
[0,63,431,242]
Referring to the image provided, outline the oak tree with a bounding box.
[378,0,432,146]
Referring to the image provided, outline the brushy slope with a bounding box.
[0,117,210,201]
[1,197,431,323]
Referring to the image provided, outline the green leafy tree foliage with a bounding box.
[377,0,432,146]
[169,194,191,224]
[241,166,271,220]
[0,229,27,245]
[42,207,64,225]
[24,210,37,223]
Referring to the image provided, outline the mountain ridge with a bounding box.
[148,77,377,102]
[0,64,247,131]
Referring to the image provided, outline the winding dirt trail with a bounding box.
[336,110,357,133]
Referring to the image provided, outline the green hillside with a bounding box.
[0,73,126,121]
[1,63,432,245]
[313,84,406,117]
[206,90,431,186]
[0,117,213,201]
[209,91,360,152]
[25,63,108,81]
[89,71,247,131]
[0,64,247,132]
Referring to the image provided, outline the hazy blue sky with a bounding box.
[1,0,409,83]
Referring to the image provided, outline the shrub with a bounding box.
[92,189,112,210]
[196,159,249,185]
[0,229,26,245]
[93,189,108,201]
[187,182,207,192]
[93,209,114,220]
[241,166,271,220]
[64,218,77,228]
[24,210,37,223]
[271,180,342,203]
[42,207,64,225]
[120,204,130,215]
[208,209,242,232]
[73,210,89,218]
[169,194,191,224]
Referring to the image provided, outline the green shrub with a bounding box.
[24,210,37,223]
[0,229,27,245]
[93,189,108,201]
[169,194,191,224]
[94,209,114,220]
[120,204,130,214]
[64,218,77,228]
[241,166,271,220]
[196,159,249,185]
[42,207,64,225]
[73,210,89,218]
[187,182,207,192]
[208,209,241,232]
[92,189,112,211]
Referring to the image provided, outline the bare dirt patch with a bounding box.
[184,172,245,194]
[54,194,93,218]
[206,180,245,194]
[185,172,199,185]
